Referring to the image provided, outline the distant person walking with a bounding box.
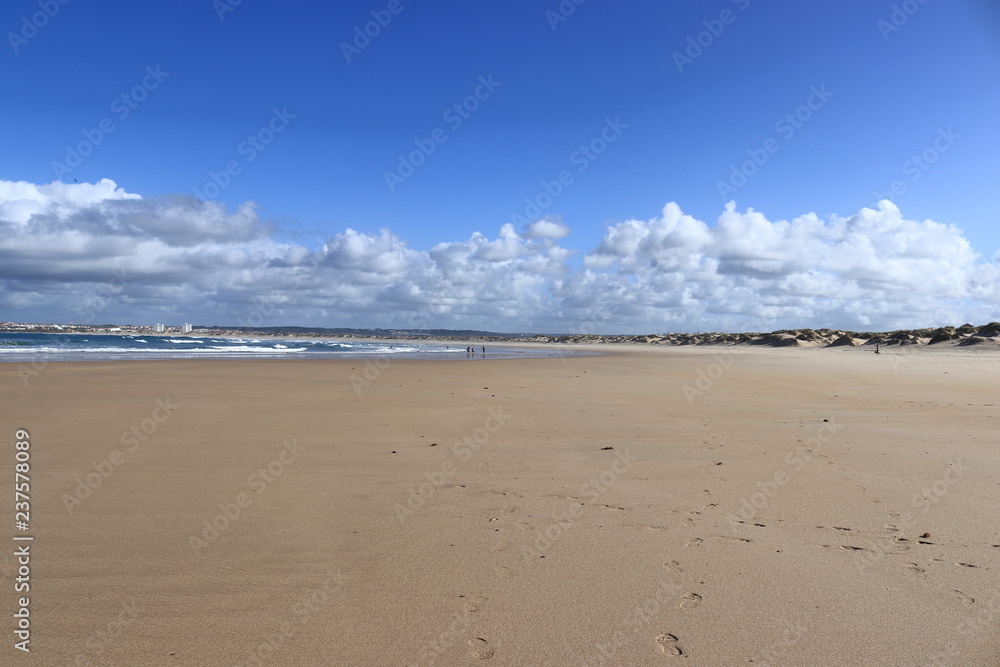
[874,344,880,355]
[482,346,486,354]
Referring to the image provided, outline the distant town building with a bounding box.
[154,323,165,333]
[181,323,193,333]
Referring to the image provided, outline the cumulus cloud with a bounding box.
[575,200,993,330]
[0,179,996,332]
[526,218,571,240]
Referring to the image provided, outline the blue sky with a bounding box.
[1,1,999,332]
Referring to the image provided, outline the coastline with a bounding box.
[4,320,1000,352]
[4,327,1000,366]
[0,332,598,363]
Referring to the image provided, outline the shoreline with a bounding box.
[6,343,1000,367]
[4,320,1000,352]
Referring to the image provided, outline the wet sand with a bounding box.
[2,346,998,665]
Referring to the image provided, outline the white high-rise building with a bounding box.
[154,323,165,333]
[181,323,193,333]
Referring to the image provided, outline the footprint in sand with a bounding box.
[679,592,702,609]
[685,538,703,548]
[951,590,975,604]
[906,563,926,574]
[655,633,684,656]
[461,595,488,613]
[663,560,683,573]
[468,637,495,659]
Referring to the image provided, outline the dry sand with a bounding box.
[2,346,999,665]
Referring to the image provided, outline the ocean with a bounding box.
[0,332,567,362]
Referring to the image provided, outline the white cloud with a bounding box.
[572,199,991,330]
[0,177,140,226]
[0,179,996,332]
[526,218,571,240]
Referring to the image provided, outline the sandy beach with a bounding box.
[3,346,998,665]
